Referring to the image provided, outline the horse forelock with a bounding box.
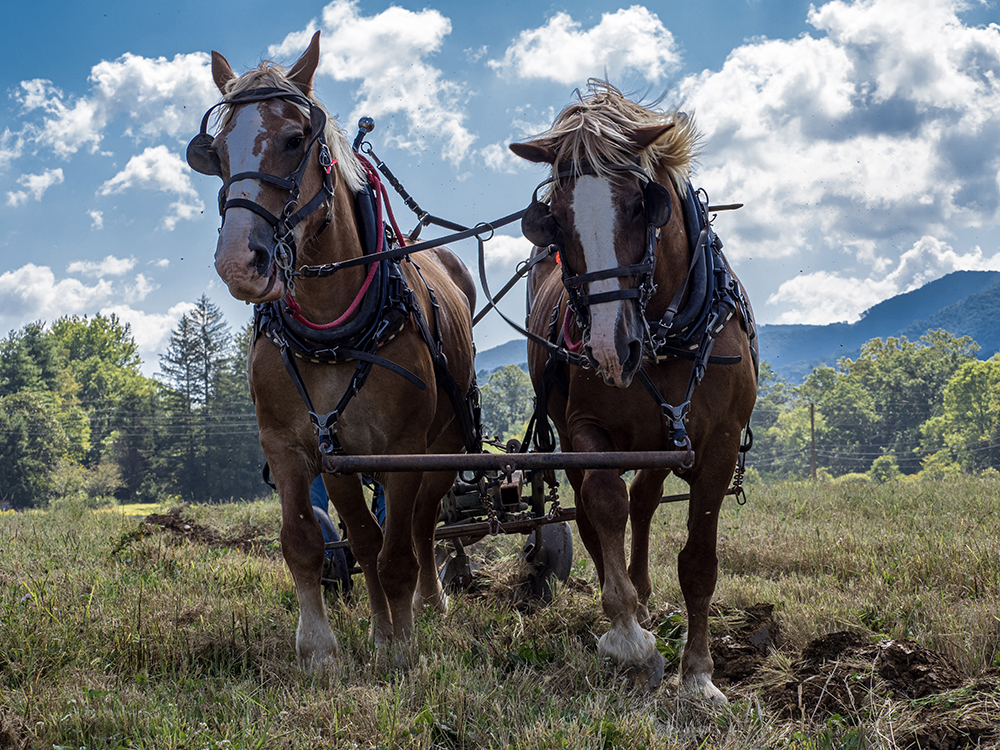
[541,80,701,195]
[216,63,368,195]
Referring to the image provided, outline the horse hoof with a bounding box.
[413,589,449,614]
[682,673,729,706]
[296,644,340,675]
[625,651,666,692]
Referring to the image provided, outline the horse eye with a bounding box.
[286,135,304,151]
[632,201,644,219]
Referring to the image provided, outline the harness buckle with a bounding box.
[310,410,344,455]
[319,144,334,175]
[662,400,691,449]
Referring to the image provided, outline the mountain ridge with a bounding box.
[474,270,1000,382]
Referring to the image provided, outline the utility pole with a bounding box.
[810,402,817,481]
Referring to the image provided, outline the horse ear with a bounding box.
[211,51,236,94]
[510,140,557,164]
[629,122,676,151]
[287,31,321,95]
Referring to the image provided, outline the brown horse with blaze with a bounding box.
[513,82,757,702]
[188,32,477,672]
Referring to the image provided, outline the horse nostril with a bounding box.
[247,229,273,277]
[623,338,642,374]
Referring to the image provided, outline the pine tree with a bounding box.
[156,297,264,501]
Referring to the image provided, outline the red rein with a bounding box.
[283,155,407,331]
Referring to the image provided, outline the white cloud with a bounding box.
[0,264,115,322]
[88,210,104,229]
[489,6,681,85]
[481,141,524,174]
[0,128,27,170]
[99,301,196,357]
[67,255,136,277]
[666,0,1000,323]
[483,232,533,267]
[269,0,476,164]
[7,53,217,162]
[123,273,157,304]
[481,107,559,172]
[680,0,1000,259]
[6,168,64,206]
[767,236,1000,324]
[98,146,204,229]
[0,262,174,359]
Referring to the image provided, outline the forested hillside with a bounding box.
[4,289,1000,510]
[0,296,264,509]
[757,271,1000,381]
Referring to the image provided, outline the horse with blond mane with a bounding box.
[187,32,478,671]
[512,82,757,701]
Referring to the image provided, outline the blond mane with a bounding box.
[538,80,701,192]
[217,62,368,195]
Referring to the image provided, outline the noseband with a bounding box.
[186,87,336,295]
[521,160,671,338]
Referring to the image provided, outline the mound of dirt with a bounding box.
[0,708,29,750]
[711,603,780,686]
[143,507,274,556]
[753,628,996,749]
[874,639,965,699]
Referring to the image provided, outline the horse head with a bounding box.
[189,32,346,305]
[511,123,675,388]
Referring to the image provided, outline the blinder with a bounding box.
[521,188,560,249]
[643,180,672,228]
[187,132,221,177]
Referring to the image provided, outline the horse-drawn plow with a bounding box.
[319,446,703,599]
[189,30,756,699]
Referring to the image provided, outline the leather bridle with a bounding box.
[521,160,671,340]
[186,87,337,296]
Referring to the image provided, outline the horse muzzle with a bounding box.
[584,302,644,388]
[215,211,287,303]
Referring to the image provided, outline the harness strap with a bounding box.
[476,236,588,367]
[564,260,655,287]
[223,197,281,227]
[652,225,709,339]
[406,260,482,455]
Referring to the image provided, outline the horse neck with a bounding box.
[644,175,693,322]
[292,183,369,324]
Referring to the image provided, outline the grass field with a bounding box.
[1,476,999,749]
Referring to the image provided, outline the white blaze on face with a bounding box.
[571,175,625,382]
[221,105,268,244]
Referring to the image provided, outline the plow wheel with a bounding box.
[437,537,476,593]
[314,507,353,601]
[521,521,573,603]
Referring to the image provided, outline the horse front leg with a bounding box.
[270,452,340,673]
[678,462,733,705]
[411,468,456,614]
[378,468,424,647]
[580,466,665,691]
[627,469,668,627]
[323,473,392,648]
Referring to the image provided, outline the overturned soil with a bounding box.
[712,612,997,749]
[142,506,275,557]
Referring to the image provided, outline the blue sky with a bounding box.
[3,0,1000,374]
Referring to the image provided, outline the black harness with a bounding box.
[521,160,757,454]
[188,90,481,461]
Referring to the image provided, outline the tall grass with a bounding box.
[0,476,997,749]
